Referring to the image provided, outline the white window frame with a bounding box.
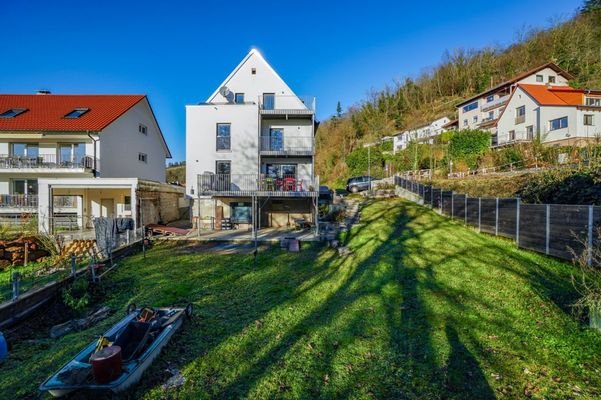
[536,74,543,82]
[584,114,594,126]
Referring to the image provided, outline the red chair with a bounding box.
[283,177,295,191]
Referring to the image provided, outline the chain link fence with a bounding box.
[395,176,601,266]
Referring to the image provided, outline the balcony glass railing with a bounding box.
[260,136,313,153]
[481,95,509,112]
[197,174,318,194]
[258,95,315,113]
[0,194,38,208]
[496,130,534,145]
[0,154,97,169]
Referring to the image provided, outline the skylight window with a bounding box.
[0,108,28,118]
[64,108,90,118]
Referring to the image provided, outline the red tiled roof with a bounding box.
[0,94,146,131]
[518,84,584,106]
[456,62,574,107]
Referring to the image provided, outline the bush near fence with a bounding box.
[396,176,601,266]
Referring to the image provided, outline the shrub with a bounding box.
[448,129,491,169]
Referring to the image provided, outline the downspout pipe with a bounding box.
[87,131,99,177]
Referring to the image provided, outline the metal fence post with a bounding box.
[545,204,550,255]
[431,188,434,208]
[588,205,594,266]
[478,198,482,232]
[495,198,499,236]
[515,197,520,247]
[440,191,443,214]
[12,272,19,300]
[451,193,454,220]
[464,196,468,225]
[71,254,76,277]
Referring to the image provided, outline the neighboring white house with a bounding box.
[455,63,573,144]
[186,49,318,230]
[393,116,451,153]
[496,84,601,146]
[0,92,174,233]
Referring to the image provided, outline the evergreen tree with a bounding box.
[336,101,342,119]
[581,0,601,13]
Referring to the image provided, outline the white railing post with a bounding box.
[495,198,499,236]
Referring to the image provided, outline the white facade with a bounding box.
[393,116,451,152]
[0,95,171,230]
[457,65,571,135]
[496,86,601,146]
[186,49,317,229]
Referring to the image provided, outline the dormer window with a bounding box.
[0,108,28,118]
[548,76,556,84]
[64,108,90,118]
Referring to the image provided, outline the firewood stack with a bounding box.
[0,237,50,270]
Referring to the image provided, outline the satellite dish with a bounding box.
[219,86,231,97]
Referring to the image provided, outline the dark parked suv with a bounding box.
[346,176,373,193]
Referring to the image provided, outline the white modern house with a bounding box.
[186,49,318,231]
[496,84,601,146]
[393,116,451,152]
[455,63,573,145]
[0,92,174,233]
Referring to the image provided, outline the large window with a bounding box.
[526,125,534,139]
[266,163,297,178]
[586,97,601,107]
[462,101,478,112]
[269,128,284,151]
[216,123,231,151]
[11,143,39,158]
[12,179,38,195]
[262,93,275,110]
[549,116,568,131]
[59,143,85,165]
[515,106,526,124]
[231,202,251,223]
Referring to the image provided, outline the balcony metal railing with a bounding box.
[514,115,526,125]
[197,174,318,196]
[260,136,313,155]
[495,130,534,147]
[481,95,509,112]
[0,154,97,170]
[258,95,315,114]
[0,194,38,209]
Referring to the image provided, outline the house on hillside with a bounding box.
[0,92,181,234]
[496,84,601,146]
[455,63,573,145]
[186,49,318,231]
[393,116,451,153]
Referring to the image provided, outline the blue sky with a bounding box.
[1,0,582,162]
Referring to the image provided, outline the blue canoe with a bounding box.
[40,304,192,397]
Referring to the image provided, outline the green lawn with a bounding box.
[2,198,601,399]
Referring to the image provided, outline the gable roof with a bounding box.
[519,84,585,106]
[456,62,574,107]
[0,94,146,132]
[206,48,298,103]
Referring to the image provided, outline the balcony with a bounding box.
[260,136,313,156]
[494,130,534,147]
[514,115,526,125]
[258,95,315,117]
[0,194,38,210]
[197,174,318,197]
[481,95,509,112]
[0,154,97,172]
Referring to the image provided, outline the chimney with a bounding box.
[36,89,51,95]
